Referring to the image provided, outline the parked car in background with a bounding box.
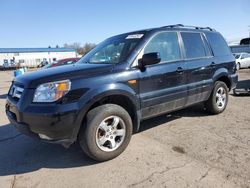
[43,58,80,68]
[37,59,49,68]
[2,59,16,70]
[233,53,250,70]
[240,38,250,45]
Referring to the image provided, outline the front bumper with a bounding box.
[5,97,79,147]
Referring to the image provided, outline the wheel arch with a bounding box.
[73,86,141,142]
[216,76,231,90]
[87,94,140,133]
[213,68,232,90]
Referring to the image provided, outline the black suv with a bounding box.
[6,24,238,161]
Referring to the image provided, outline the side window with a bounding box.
[64,60,74,65]
[241,54,247,59]
[143,32,181,62]
[206,32,231,56]
[181,32,206,59]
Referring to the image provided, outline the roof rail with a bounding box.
[161,24,215,31]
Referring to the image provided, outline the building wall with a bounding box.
[0,51,76,67]
[230,45,250,53]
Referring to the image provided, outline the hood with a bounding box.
[15,63,114,88]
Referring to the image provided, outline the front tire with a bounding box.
[205,81,228,114]
[79,104,133,161]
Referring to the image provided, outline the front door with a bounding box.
[136,32,187,119]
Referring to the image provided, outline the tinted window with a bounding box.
[206,32,231,56]
[181,32,206,59]
[144,32,181,62]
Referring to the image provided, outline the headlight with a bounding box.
[33,80,71,102]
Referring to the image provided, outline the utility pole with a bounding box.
[249,26,250,38]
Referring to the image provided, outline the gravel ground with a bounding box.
[0,69,249,188]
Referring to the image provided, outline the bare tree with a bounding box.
[64,42,96,55]
[81,43,96,55]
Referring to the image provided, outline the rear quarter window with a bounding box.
[206,32,231,56]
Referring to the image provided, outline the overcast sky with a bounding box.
[0,0,249,47]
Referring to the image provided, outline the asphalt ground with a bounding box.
[0,69,250,188]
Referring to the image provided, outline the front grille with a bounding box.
[9,84,24,100]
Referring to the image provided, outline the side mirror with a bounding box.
[138,52,161,70]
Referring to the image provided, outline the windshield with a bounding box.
[77,33,144,64]
[234,54,240,59]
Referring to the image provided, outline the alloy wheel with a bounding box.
[95,116,126,152]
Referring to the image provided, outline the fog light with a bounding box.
[39,134,53,140]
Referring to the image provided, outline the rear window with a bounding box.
[181,32,207,59]
[206,32,231,56]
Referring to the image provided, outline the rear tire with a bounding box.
[233,88,239,96]
[78,104,133,161]
[205,81,228,114]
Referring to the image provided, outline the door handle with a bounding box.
[210,62,216,67]
[176,67,184,74]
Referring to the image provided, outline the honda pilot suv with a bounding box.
[6,24,238,161]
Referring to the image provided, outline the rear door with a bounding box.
[180,32,214,106]
[136,32,187,119]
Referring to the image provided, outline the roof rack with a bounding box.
[161,24,215,31]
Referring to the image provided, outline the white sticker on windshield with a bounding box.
[126,34,144,39]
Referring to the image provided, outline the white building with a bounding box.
[0,48,77,67]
